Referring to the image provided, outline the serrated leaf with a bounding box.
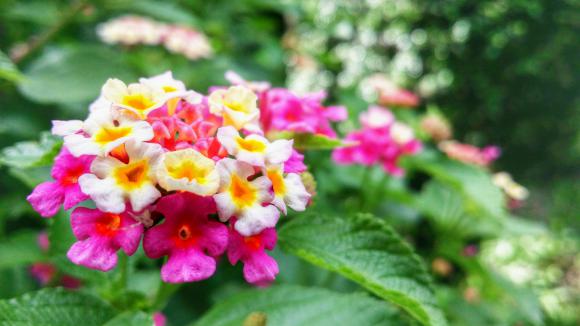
[0,132,61,169]
[194,285,406,326]
[0,50,23,82]
[18,46,136,104]
[0,288,116,325]
[0,231,44,269]
[279,213,447,326]
[104,311,153,326]
[273,132,352,150]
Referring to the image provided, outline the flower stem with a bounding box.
[11,0,88,63]
[117,252,128,291]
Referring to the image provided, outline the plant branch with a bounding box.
[11,0,88,64]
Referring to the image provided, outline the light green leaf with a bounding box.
[0,50,23,82]
[279,213,447,326]
[18,46,136,104]
[0,132,61,169]
[0,288,116,325]
[0,231,44,269]
[104,311,154,326]
[195,285,406,326]
[273,132,352,150]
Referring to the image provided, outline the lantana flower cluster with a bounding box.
[439,140,501,167]
[27,72,312,286]
[98,16,212,60]
[332,106,422,176]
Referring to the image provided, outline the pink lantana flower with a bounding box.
[228,219,278,286]
[67,207,144,271]
[332,106,421,176]
[439,140,501,167]
[143,193,228,283]
[27,148,94,218]
[261,89,347,138]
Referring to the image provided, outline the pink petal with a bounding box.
[143,221,174,259]
[243,252,278,286]
[27,181,64,218]
[67,237,118,271]
[200,221,228,257]
[284,150,307,174]
[161,248,216,283]
[62,184,89,210]
[114,215,143,256]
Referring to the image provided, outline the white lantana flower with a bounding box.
[208,86,260,131]
[216,126,293,167]
[213,158,278,236]
[78,140,163,213]
[264,164,310,215]
[390,121,415,145]
[60,107,153,157]
[156,148,219,195]
[102,78,172,119]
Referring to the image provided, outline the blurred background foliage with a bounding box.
[0,0,578,325]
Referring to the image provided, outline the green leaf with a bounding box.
[104,311,153,326]
[272,132,352,150]
[119,1,198,26]
[18,46,136,104]
[404,154,505,218]
[195,285,406,326]
[279,213,447,326]
[0,132,61,169]
[0,288,116,325]
[0,231,44,269]
[0,50,23,82]
[416,180,502,238]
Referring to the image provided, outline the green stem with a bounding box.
[358,167,372,211]
[11,0,88,63]
[117,252,128,291]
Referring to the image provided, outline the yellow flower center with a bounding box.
[229,174,257,208]
[267,168,286,196]
[166,159,210,184]
[122,93,155,112]
[162,85,178,93]
[94,126,133,146]
[225,101,249,113]
[113,159,150,190]
[236,137,266,153]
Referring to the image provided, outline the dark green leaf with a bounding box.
[279,213,447,326]
[0,231,44,269]
[0,288,116,325]
[195,285,406,326]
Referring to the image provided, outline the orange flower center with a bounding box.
[96,213,122,236]
[122,94,155,112]
[113,160,149,190]
[243,235,262,250]
[267,168,285,196]
[229,174,257,208]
